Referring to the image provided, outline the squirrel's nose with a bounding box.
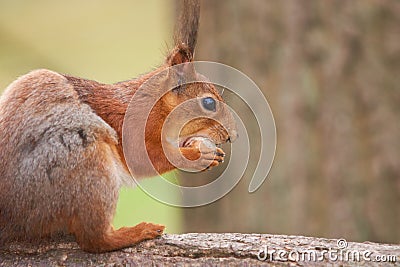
[227,129,238,143]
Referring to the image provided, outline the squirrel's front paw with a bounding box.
[132,222,165,241]
[179,138,225,171]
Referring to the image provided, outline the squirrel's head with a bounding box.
[123,45,237,177]
[155,44,238,148]
[124,1,236,176]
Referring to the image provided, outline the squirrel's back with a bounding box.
[0,69,124,243]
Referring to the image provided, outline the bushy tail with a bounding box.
[174,0,200,56]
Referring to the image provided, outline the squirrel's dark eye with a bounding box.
[202,97,216,112]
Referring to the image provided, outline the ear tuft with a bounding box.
[167,44,193,66]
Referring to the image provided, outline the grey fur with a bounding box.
[0,69,125,243]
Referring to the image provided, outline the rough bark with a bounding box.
[1,234,399,266]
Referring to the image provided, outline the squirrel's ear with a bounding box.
[167,44,196,94]
[166,44,193,66]
[171,62,191,94]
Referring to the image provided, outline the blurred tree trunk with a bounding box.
[180,0,400,243]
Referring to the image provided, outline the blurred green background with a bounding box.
[0,0,182,233]
[1,0,399,244]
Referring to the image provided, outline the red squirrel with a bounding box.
[0,0,237,253]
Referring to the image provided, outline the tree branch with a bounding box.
[1,234,399,266]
